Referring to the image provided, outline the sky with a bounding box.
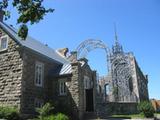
[6,0,160,99]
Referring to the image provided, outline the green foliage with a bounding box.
[54,113,69,120]
[45,115,55,120]
[0,0,54,39]
[0,106,20,120]
[110,114,145,119]
[31,102,70,120]
[39,115,55,120]
[18,24,28,40]
[37,113,69,120]
[138,101,155,118]
[36,103,54,120]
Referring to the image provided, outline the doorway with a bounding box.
[86,89,94,112]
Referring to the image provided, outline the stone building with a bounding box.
[95,35,149,117]
[0,19,96,120]
[98,37,149,103]
[0,11,150,119]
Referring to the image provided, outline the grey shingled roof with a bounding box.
[0,22,72,75]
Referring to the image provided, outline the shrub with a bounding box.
[157,108,160,113]
[53,100,71,117]
[34,113,69,120]
[36,103,54,120]
[0,106,20,120]
[33,103,70,120]
[54,113,69,120]
[138,101,155,118]
[42,115,55,120]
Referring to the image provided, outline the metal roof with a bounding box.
[59,63,72,75]
[0,22,72,75]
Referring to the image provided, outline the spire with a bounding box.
[112,23,123,54]
[114,23,118,43]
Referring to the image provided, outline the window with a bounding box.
[35,61,44,87]
[34,98,43,108]
[84,76,93,89]
[0,35,8,51]
[105,84,109,95]
[59,79,67,96]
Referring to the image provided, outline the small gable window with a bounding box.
[59,79,67,96]
[0,35,8,51]
[35,61,44,87]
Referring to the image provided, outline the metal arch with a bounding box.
[76,39,111,72]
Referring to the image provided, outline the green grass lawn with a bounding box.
[110,113,160,119]
[110,114,145,119]
[155,113,160,115]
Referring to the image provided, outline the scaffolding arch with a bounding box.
[76,39,111,72]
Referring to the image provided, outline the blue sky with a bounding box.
[6,0,160,99]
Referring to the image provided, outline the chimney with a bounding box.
[79,57,88,64]
[0,10,4,22]
[57,48,69,57]
[68,51,77,62]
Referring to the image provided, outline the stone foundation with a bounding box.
[96,102,138,117]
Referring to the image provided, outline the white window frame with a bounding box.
[58,79,67,96]
[0,35,8,51]
[35,61,44,87]
[34,98,44,108]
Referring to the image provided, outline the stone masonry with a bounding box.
[0,22,97,120]
[0,28,23,107]
[20,48,60,114]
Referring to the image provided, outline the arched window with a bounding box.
[105,84,109,95]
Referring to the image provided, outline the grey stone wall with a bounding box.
[55,60,97,120]
[52,61,86,120]
[96,102,138,117]
[67,62,81,119]
[0,28,23,107]
[100,53,149,103]
[68,60,96,120]
[21,49,60,114]
[80,64,96,112]
[132,57,149,102]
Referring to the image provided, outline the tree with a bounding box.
[138,101,155,118]
[0,0,54,39]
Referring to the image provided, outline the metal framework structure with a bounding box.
[76,39,111,72]
[76,38,135,102]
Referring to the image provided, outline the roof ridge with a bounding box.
[0,21,70,65]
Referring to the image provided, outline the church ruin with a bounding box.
[76,30,149,116]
